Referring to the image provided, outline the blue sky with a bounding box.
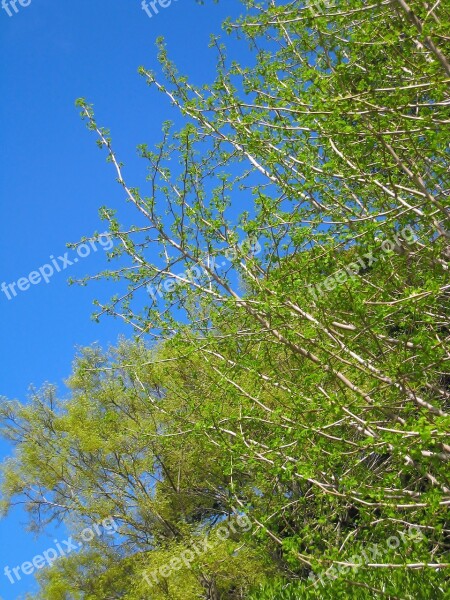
[0,0,246,597]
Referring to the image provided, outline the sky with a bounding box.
[0,0,247,597]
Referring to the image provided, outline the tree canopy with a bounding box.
[1,0,449,598]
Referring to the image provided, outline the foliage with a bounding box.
[1,0,449,597]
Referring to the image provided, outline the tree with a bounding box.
[1,0,449,597]
[1,341,269,599]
